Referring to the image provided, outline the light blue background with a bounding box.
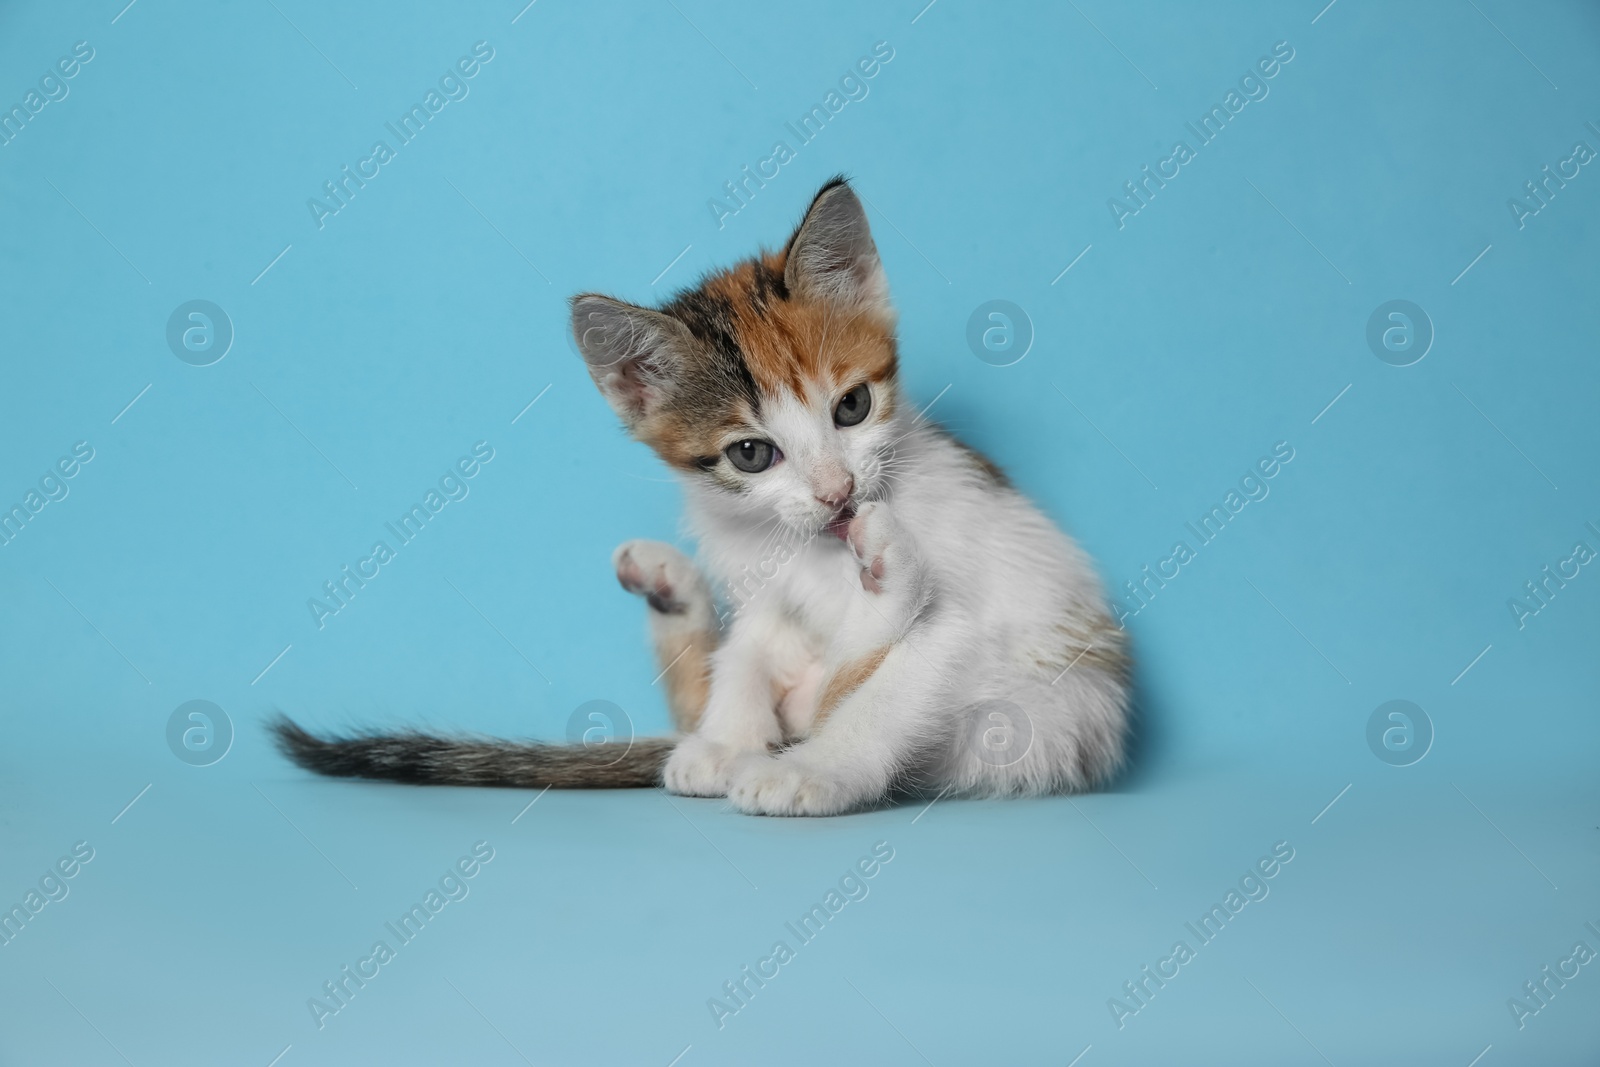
[1,1,1596,1064]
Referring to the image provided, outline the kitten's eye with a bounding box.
[834,383,872,427]
[725,439,777,473]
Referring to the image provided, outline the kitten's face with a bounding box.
[572,180,901,536]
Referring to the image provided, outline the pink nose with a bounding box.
[814,475,854,510]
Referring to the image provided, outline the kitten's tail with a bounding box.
[268,715,674,789]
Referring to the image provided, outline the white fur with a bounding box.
[660,387,1130,816]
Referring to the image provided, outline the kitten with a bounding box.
[273,177,1131,816]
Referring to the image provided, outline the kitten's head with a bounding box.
[571,178,900,537]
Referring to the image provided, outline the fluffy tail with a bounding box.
[269,715,675,789]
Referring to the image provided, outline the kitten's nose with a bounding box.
[814,474,854,510]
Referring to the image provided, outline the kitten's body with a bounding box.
[274,178,1130,816]
[655,419,1127,812]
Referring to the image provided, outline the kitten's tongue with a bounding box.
[824,505,856,541]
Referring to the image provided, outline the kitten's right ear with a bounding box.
[570,295,690,427]
[783,177,889,315]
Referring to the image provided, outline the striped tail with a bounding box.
[269,715,675,789]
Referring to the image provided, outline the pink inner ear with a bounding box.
[606,359,657,419]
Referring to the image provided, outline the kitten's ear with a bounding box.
[570,294,691,427]
[783,178,890,314]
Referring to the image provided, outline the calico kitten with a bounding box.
[273,177,1131,816]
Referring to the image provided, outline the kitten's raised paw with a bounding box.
[662,735,734,797]
[845,501,896,594]
[727,753,855,816]
[613,540,706,615]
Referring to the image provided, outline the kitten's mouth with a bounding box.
[823,503,856,541]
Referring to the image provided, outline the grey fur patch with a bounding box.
[658,287,762,418]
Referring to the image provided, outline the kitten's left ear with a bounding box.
[569,294,693,429]
[783,177,891,316]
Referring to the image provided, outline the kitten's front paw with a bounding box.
[727,753,856,816]
[662,735,734,797]
[614,540,708,616]
[845,501,899,595]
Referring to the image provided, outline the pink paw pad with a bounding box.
[614,544,687,614]
[845,504,891,594]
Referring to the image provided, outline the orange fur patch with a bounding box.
[635,250,898,472]
[656,626,716,732]
[814,644,892,727]
[713,252,898,406]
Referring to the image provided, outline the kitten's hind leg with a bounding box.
[614,540,719,733]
